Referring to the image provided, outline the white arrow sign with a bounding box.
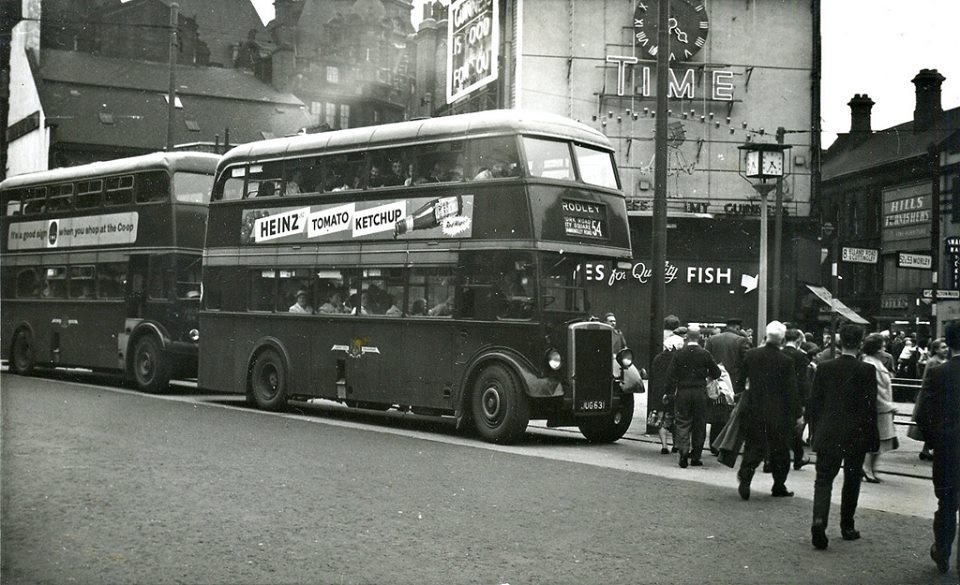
[741,274,758,294]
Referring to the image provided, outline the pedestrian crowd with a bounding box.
[633,310,957,565]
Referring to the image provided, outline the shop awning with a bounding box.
[806,284,870,325]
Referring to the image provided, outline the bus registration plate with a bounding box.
[580,400,606,411]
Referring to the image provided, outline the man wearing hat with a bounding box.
[604,313,627,353]
[665,324,722,468]
[289,289,313,314]
[705,317,751,451]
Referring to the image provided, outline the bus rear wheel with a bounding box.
[250,349,288,411]
[10,329,35,375]
[132,335,171,394]
[471,364,529,444]
[578,393,634,443]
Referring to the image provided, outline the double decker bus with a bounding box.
[1,152,219,392]
[200,110,638,443]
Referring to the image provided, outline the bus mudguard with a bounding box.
[245,337,292,382]
[460,348,564,403]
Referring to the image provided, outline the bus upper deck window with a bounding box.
[174,172,214,203]
[4,189,26,215]
[75,180,103,209]
[47,184,74,212]
[23,187,47,214]
[136,172,170,204]
[522,137,574,181]
[470,137,520,180]
[573,144,618,189]
[105,176,134,206]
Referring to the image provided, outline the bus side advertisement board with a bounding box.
[240,195,474,244]
[7,212,139,250]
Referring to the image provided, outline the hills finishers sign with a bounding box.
[447,0,499,103]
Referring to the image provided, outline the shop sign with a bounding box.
[881,295,910,310]
[583,260,756,291]
[841,247,878,264]
[898,252,932,270]
[605,57,735,101]
[882,183,931,250]
[447,0,499,103]
[922,289,960,300]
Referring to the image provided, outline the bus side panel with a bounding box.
[57,300,127,369]
[174,205,207,250]
[197,312,244,393]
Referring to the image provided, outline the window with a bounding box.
[408,267,456,317]
[176,255,202,299]
[174,172,213,203]
[47,184,74,212]
[42,266,68,299]
[326,66,340,84]
[540,255,586,313]
[249,269,276,311]
[23,187,47,214]
[459,252,534,320]
[245,162,284,198]
[340,104,351,129]
[470,137,521,180]
[412,142,467,184]
[75,180,103,209]
[323,153,366,192]
[185,120,201,132]
[215,167,245,201]
[97,262,126,299]
[105,175,134,206]
[69,265,96,298]
[523,137,574,181]
[367,149,410,188]
[16,268,41,298]
[4,189,26,215]
[278,268,314,313]
[136,171,170,204]
[574,144,618,189]
[147,256,170,300]
[325,103,337,128]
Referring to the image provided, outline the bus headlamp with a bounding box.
[546,349,562,371]
[617,348,633,368]
[188,328,200,342]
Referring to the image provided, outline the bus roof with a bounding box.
[217,110,613,169]
[0,152,220,192]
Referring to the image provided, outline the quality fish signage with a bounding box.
[241,195,474,245]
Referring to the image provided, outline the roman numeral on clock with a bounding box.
[695,37,705,47]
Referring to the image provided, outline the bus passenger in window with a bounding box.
[368,165,385,188]
[416,161,444,184]
[410,298,427,316]
[256,181,276,198]
[349,292,368,315]
[429,296,454,317]
[381,160,407,186]
[383,294,402,317]
[285,171,303,195]
[318,290,345,314]
[474,167,494,180]
[289,290,312,313]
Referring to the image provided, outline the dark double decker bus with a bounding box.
[200,110,637,443]
[1,152,219,392]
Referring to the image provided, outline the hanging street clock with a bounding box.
[633,0,709,62]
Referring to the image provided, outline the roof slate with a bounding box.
[822,107,960,182]
[37,50,312,150]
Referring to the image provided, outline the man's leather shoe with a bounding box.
[811,526,828,550]
[738,479,750,501]
[679,456,688,468]
[840,527,860,541]
[690,459,704,467]
[793,458,811,470]
[931,543,949,574]
[771,487,794,497]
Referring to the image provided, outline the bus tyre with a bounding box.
[132,335,171,394]
[250,349,288,411]
[10,329,35,375]
[471,364,530,444]
[578,393,634,443]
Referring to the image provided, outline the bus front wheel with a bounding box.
[10,329,35,375]
[250,349,288,412]
[471,364,530,444]
[578,393,634,443]
[132,335,171,394]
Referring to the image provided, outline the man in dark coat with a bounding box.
[808,323,879,550]
[782,328,813,470]
[665,324,722,468]
[705,317,751,451]
[734,320,801,500]
[916,321,960,574]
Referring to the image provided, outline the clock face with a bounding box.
[762,151,784,176]
[633,0,709,62]
[745,151,760,177]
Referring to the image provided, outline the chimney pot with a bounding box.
[847,93,874,135]
[912,68,945,132]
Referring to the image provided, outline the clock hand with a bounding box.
[674,27,688,43]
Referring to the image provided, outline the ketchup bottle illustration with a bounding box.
[395,195,462,236]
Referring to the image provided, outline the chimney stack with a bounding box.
[912,68,945,132]
[847,93,874,135]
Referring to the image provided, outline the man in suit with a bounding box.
[916,321,960,574]
[782,328,813,470]
[735,320,801,500]
[705,317,751,452]
[808,323,879,550]
[665,324,722,468]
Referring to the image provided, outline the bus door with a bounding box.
[123,253,175,333]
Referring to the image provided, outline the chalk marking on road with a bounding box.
[2,371,937,520]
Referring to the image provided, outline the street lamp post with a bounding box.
[739,142,790,345]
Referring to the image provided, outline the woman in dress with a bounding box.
[647,336,684,454]
[861,333,897,482]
